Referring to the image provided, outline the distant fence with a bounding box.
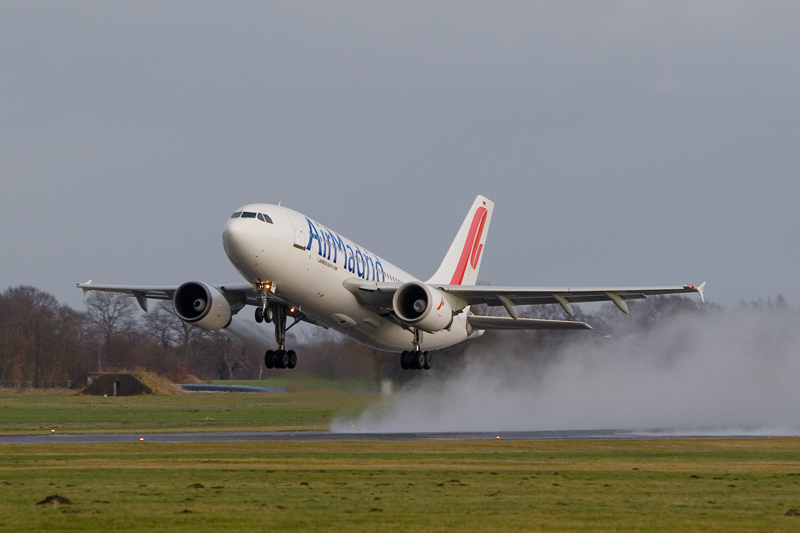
[0,380,74,389]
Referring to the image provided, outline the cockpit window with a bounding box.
[232,211,273,223]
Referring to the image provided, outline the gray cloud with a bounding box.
[1,1,799,309]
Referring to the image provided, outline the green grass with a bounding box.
[0,439,799,531]
[2,387,800,530]
[0,386,372,435]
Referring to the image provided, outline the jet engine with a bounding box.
[173,282,232,331]
[392,281,453,332]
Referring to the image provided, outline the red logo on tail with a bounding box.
[449,206,487,285]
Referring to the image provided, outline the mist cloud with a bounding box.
[332,308,800,434]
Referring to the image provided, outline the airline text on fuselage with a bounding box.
[305,218,387,282]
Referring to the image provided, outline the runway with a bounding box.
[0,429,780,445]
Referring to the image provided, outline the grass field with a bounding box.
[0,379,372,435]
[1,439,800,531]
[1,383,800,531]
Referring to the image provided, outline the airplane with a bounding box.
[78,195,705,371]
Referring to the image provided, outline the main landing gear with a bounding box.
[400,350,432,370]
[254,283,299,371]
[265,348,297,369]
[400,327,432,370]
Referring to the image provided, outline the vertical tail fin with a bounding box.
[426,195,494,286]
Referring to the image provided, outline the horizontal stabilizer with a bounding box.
[468,315,593,331]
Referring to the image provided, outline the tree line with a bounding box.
[0,285,400,384]
[0,284,791,385]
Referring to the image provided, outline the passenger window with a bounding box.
[241,212,257,218]
[230,212,242,218]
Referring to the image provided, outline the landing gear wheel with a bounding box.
[414,351,425,370]
[255,307,264,323]
[264,306,297,370]
[423,351,432,370]
[400,351,409,370]
[276,349,289,369]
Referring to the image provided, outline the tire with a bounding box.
[423,351,432,370]
[287,350,297,369]
[415,351,425,370]
[264,349,275,369]
[255,307,263,323]
[400,351,409,370]
[277,349,289,369]
[265,307,274,323]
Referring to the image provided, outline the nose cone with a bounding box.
[222,217,244,260]
[223,205,282,282]
[222,216,260,278]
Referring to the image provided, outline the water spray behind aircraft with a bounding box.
[332,303,800,435]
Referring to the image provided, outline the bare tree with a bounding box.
[84,291,136,371]
[140,301,212,378]
[0,286,90,382]
[141,300,177,348]
[192,330,250,380]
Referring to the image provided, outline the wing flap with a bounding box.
[468,315,593,330]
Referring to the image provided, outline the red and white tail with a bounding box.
[427,195,494,286]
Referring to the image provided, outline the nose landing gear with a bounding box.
[255,283,300,371]
[262,304,301,371]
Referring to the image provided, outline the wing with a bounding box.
[343,278,705,330]
[76,281,329,329]
[78,281,179,311]
[441,282,706,317]
[77,281,256,311]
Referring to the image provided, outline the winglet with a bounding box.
[696,281,706,303]
[80,280,93,300]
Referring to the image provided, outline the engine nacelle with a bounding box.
[173,282,232,332]
[392,281,453,333]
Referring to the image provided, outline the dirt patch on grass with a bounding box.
[174,374,206,385]
[134,372,184,395]
[36,495,72,505]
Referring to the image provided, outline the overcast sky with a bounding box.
[2,1,799,311]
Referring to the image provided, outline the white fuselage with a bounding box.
[222,204,473,351]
